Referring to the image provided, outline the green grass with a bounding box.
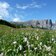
[0,25,56,56]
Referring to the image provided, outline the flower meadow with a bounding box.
[0,25,56,56]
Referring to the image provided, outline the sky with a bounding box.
[0,0,56,22]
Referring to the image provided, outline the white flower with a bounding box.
[7,49,12,52]
[0,53,3,56]
[46,46,51,51]
[34,47,37,50]
[48,53,52,56]
[44,45,51,51]
[24,53,26,56]
[39,46,42,50]
[52,38,55,41]
[54,40,56,43]
[31,44,34,47]
[27,41,30,49]
[27,41,29,45]
[19,45,22,50]
[27,41,30,47]
[39,42,42,46]
[24,37,28,42]
[44,45,47,48]
[13,41,17,44]
[36,36,39,40]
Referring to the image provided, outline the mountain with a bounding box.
[11,19,53,29]
[0,19,53,29]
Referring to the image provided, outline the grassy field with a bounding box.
[0,25,56,56]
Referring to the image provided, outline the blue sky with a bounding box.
[0,0,56,22]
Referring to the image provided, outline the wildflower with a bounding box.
[24,53,26,56]
[31,44,34,47]
[0,53,3,56]
[13,41,17,44]
[36,36,39,40]
[39,42,42,46]
[54,40,56,43]
[44,45,47,48]
[27,41,29,45]
[48,53,52,56]
[7,49,12,52]
[52,38,55,41]
[24,37,28,42]
[34,47,37,50]
[19,45,22,50]
[44,45,51,51]
[46,46,51,51]
[27,41,30,48]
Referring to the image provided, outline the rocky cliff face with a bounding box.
[23,19,52,29]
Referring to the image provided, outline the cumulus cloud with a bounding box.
[16,2,46,9]
[13,17,21,22]
[0,2,10,18]
[0,2,10,9]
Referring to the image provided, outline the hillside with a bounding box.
[0,24,56,56]
[0,19,16,28]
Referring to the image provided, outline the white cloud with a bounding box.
[12,13,24,22]
[17,5,29,9]
[0,16,3,19]
[16,2,46,9]
[0,2,10,18]
[13,17,21,22]
[0,2,10,9]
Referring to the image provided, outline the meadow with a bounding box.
[0,25,56,56]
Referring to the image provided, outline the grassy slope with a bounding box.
[0,25,56,56]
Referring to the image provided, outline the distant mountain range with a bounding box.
[11,19,53,29]
[0,19,56,29]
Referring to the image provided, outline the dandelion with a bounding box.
[19,45,22,50]
[13,41,17,44]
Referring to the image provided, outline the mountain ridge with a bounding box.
[0,19,54,29]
